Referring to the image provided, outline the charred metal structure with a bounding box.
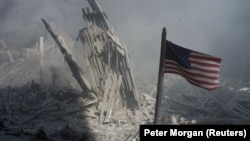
[42,0,139,124]
[79,0,139,122]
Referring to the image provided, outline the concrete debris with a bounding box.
[0,84,142,141]
[159,75,250,125]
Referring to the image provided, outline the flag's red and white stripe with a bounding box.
[164,52,222,90]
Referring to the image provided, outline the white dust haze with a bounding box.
[0,0,249,81]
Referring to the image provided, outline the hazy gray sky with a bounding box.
[0,0,249,81]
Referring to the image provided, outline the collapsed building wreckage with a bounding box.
[1,0,250,141]
[41,0,140,123]
[0,0,141,141]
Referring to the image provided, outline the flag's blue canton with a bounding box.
[165,41,192,69]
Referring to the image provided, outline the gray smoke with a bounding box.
[0,0,249,81]
[0,0,85,47]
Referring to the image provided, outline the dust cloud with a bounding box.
[0,0,249,81]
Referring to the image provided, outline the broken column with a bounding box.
[41,19,94,98]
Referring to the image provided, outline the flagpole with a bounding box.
[154,27,167,125]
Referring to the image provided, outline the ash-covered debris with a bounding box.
[160,75,250,125]
[0,84,141,141]
[135,74,250,125]
[0,1,142,139]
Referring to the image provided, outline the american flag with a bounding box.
[164,41,222,90]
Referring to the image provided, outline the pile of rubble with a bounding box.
[0,74,162,141]
[0,85,144,141]
[160,75,250,125]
